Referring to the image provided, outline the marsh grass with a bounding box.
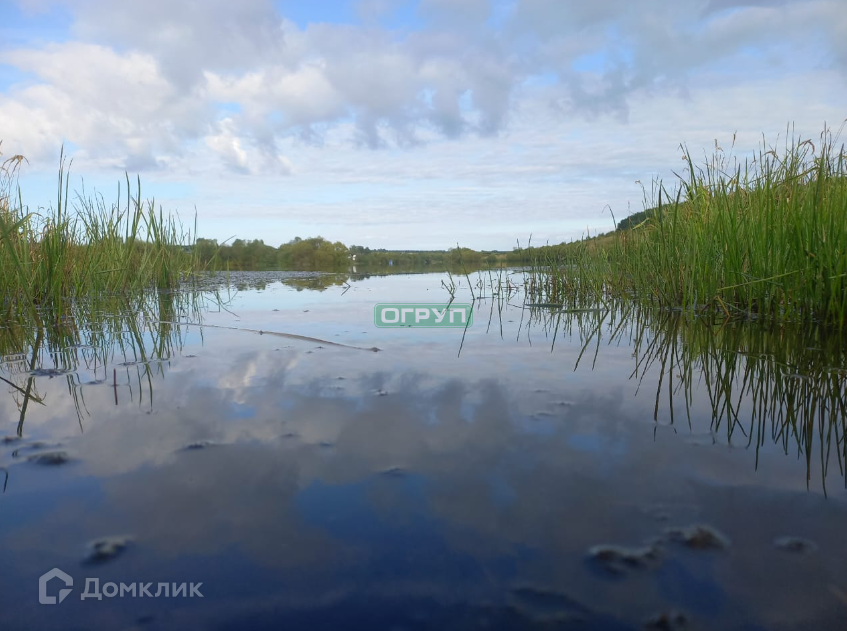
[1,146,201,316]
[525,125,847,326]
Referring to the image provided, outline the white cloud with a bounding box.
[206,118,251,174]
[66,0,286,84]
[0,42,205,165]
[1,0,845,248]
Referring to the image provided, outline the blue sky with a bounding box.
[1,0,845,250]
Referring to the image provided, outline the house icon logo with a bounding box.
[39,568,73,605]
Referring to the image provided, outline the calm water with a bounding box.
[2,271,846,631]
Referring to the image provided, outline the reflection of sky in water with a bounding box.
[1,273,846,630]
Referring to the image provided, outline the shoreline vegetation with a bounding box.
[194,236,510,272]
[193,126,847,328]
[3,124,846,326]
[524,126,847,326]
[1,146,200,318]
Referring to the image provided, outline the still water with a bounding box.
[1,271,846,630]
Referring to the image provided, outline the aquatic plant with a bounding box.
[524,124,847,327]
[1,145,202,316]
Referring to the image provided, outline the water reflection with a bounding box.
[1,273,846,630]
[189,267,501,294]
[0,291,201,437]
[511,301,847,492]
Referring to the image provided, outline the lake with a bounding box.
[2,270,846,630]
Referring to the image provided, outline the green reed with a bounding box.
[525,125,847,327]
[1,146,201,315]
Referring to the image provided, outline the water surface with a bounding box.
[2,271,846,630]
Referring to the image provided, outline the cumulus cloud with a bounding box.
[206,118,251,174]
[63,0,286,86]
[0,0,845,247]
[4,0,845,163]
[0,42,204,163]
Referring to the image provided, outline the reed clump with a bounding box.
[1,145,201,315]
[527,125,847,327]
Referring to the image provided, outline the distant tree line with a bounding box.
[195,232,672,272]
[195,236,349,271]
[195,237,523,271]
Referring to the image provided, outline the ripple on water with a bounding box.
[587,543,661,575]
[643,610,690,631]
[26,451,72,466]
[773,536,818,554]
[178,440,217,452]
[507,585,592,624]
[29,368,68,378]
[378,466,407,478]
[85,535,134,564]
[664,524,730,550]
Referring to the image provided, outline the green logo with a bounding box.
[374,304,473,328]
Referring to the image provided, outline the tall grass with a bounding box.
[1,145,200,316]
[526,125,847,327]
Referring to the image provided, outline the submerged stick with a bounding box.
[0,375,45,405]
[155,321,381,353]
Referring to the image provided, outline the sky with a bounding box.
[0,0,845,250]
